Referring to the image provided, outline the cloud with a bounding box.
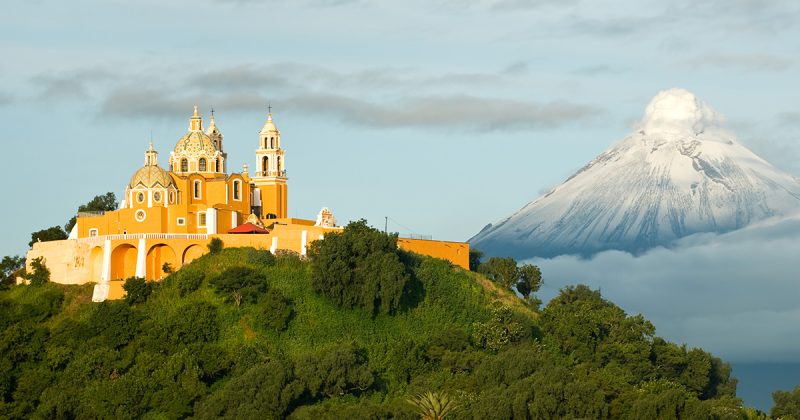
[531,215,800,363]
[777,112,800,128]
[684,53,794,72]
[29,69,116,102]
[281,92,599,131]
[101,88,269,119]
[0,92,12,107]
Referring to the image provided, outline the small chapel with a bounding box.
[26,107,469,301]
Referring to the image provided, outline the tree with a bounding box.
[772,385,800,419]
[478,257,518,288]
[516,264,542,299]
[207,237,224,254]
[29,226,67,248]
[308,219,410,315]
[122,277,151,304]
[1,256,25,289]
[468,249,484,272]
[64,192,119,233]
[25,257,50,286]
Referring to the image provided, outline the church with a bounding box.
[26,107,469,301]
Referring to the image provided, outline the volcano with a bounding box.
[470,88,800,259]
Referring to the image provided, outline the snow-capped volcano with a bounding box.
[470,88,800,259]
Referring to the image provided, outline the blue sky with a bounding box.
[2,0,800,367]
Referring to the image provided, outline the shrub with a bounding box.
[258,289,293,331]
[25,257,50,286]
[162,262,173,274]
[207,237,224,254]
[122,277,150,304]
[246,248,276,267]
[295,343,374,398]
[478,257,518,289]
[176,269,205,297]
[472,303,524,353]
[209,267,267,306]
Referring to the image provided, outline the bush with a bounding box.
[209,267,267,306]
[258,289,293,331]
[25,257,50,286]
[162,262,173,274]
[207,237,224,254]
[246,248,276,267]
[122,277,150,304]
[176,269,205,297]
[308,220,410,315]
[295,343,374,398]
[472,303,524,353]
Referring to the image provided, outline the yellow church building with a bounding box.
[26,107,469,301]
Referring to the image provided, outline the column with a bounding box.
[135,238,146,278]
[301,230,308,257]
[206,208,217,234]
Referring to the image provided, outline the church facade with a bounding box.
[26,107,469,301]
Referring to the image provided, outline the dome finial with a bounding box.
[189,105,203,131]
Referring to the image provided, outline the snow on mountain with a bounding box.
[470,88,800,259]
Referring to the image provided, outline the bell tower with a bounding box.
[252,108,288,219]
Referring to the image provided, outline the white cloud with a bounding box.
[531,214,800,363]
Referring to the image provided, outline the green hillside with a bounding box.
[0,222,757,419]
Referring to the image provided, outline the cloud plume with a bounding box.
[532,215,800,363]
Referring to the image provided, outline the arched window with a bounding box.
[193,180,201,199]
[277,156,282,174]
[216,160,220,172]
[233,180,241,200]
[181,159,188,172]
[199,158,207,172]
[262,156,268,176]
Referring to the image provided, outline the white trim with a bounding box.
[135,209,147,222]
[301,230,308,256]
[135,238,146,278]
[89,228,99,237]
[270,236,278,254]
[206,208,217,234]
[231,212,238,228]
[177,217,186,226]
[147,190,153,208]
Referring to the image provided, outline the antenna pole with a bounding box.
[385,217,388,234]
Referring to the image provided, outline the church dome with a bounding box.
[129,165,175,188]
[173,130,218,156]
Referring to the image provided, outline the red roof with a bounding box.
[227,223,270,234]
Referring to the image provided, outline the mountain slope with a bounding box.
[471,88,800,259]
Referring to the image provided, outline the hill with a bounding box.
[0,223,753,418]
[471,88,800,259]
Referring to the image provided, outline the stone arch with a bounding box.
[89,246,104,283]
[182,244,205,265]
[146,243,177,281]
[110,244,137,280]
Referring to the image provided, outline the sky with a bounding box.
[2,0,800,366]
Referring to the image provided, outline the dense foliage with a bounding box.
[308,219,411,316]
[772,385,800,419]
[0,223,780,418]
